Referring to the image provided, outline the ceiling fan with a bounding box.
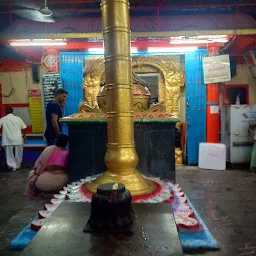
[12,0,55,23]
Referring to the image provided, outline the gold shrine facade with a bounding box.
[69,55,185,165]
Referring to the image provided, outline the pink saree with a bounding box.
[24,145,56,199]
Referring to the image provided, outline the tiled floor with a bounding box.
[0,165,255,256]
[0,166,47,256]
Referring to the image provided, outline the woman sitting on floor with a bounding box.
[24,133,69,199]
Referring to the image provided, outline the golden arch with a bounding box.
[82,55,185,117]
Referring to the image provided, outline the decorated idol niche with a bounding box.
[78,55,185,118]
[80,69,167,115]
[97,72,152,113]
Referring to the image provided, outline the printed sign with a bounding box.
[42,72,62,110]
[202,54,231,84]
[210,106,219,114]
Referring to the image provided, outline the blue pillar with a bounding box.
[185,49,207,165]
[59,52,84,116]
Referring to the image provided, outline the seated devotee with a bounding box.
[24,133,69,199]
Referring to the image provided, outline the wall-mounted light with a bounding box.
[10,39,67,46]
[196,35,227,39]
[147,47,198,53]
[170,39,229,44]
[88,47,138,54]
[169,35,229,45]
[88,48,104,54]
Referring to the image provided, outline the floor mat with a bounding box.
[9,217,38,250]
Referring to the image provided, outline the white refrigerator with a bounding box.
[220,105,256,163]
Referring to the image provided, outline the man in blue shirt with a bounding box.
[44,88,68,145]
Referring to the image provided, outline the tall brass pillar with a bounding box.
[86,0,156,195]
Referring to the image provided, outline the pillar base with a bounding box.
[86,169,156,196]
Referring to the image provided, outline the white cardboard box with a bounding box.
[198,143,226,170]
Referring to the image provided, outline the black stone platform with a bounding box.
[20,202,183,256]
[63,120,177,182]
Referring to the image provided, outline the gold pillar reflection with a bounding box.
[86,0,156,195]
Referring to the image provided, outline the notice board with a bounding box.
[202,54,231,84]
[42,72,62,110]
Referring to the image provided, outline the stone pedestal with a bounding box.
[64,120,177,182]
[21,202,184,256]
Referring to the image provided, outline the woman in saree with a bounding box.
[24,133,69,199]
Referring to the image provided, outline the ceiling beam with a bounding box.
[0,0,100,6]
[1,29,256,41]
[0,2,256,9]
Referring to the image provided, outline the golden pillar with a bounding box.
[86,0,156,195]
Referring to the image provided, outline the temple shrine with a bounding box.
[0,0,256,255]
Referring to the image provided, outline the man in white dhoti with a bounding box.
[0,107,27,171]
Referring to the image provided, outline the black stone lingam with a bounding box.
[84,183,134,233]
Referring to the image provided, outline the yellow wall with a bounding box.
[0,66,43,104]
[0,66,47,130]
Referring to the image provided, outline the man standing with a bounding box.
[44,88,68,145]
[0,107,27,171]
